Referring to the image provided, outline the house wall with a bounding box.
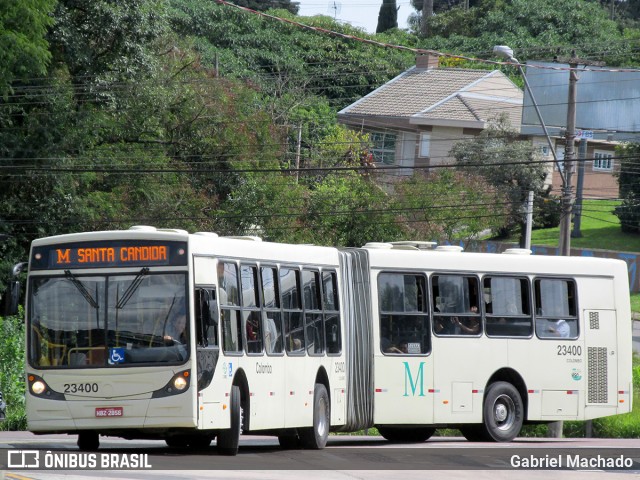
[531,136,619,199]
[417,126,473,168]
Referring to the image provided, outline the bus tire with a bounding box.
[299,383,330,449]
[77,431,99,451]
[217,385,242,455]
[378,426,435,443]
[481,381,523,442]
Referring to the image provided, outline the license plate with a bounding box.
[95,407,123,418]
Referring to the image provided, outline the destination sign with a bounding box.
[30,241,188,270]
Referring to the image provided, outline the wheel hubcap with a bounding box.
[493,394,515,431]
[317,397,328,437]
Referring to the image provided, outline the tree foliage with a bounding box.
[615,143,640,233]
[231,1,300,15]
[393,170,505,242]
[450,116,547,243]
[0,0,55,96]
[412,0,635,66]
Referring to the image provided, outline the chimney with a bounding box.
[416,53,439,69]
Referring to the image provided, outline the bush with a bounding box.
[0,311,26,430]
[534,193,562,229]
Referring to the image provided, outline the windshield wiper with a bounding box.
[64,270,99,309]
[116,267,150,309]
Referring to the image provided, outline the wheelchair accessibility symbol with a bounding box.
[109,347,125,364]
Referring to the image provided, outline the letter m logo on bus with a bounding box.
[403,362,425,397]
[56,249,71,264]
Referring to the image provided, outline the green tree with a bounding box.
[305,172,403,246]
[231,1,300,15]
[417,0,631,65]
[0,312,26,430]
[0,0,55,96]
[47,0,169,80]
[376,0,399,33]
[449,116,547,245]
[393,170,505,243]
[614,143,640,233]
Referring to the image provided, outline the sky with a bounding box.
[295,0,414,33]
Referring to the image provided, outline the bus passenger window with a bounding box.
[244,310,263,354]
[323,271,341,355]
[222,310,242,353]
[534,278,578,339]
[285,312,304,353]
[261,267,283,355]
[218,262,239,306]
[378,273,430,355]
[484,277,532,337]
[432,275,481,336]
[303,270,323,355]
[281,268,304,355]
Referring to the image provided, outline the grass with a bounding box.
[528,199,640,252]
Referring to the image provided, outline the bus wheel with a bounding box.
[77,431,99,451]
[217,385,242,455]
[378,426,435,443]
[299,383,330,449]
[482,381,523,442]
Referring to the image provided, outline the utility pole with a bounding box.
[558,52,579,257]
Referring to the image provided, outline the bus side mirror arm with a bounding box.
[1,261,28,317]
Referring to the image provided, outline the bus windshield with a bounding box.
[28,272,189,368]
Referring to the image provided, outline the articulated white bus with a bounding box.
[23,227,633,454]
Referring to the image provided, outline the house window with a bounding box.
[371,131,396,165]
[555,147,566,172]
[593,151,614,172]
[419,132,431,157]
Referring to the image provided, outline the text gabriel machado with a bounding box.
[511,454,634,469]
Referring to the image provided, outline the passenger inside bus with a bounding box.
[455,316,480,335]
[544,318,571,338]
[164,308,187,345]
[434,316,457,335]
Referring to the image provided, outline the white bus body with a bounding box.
[23,228,632,452]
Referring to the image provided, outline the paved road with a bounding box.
[0,432,638,479]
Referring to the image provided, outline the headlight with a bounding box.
[151,370,190,398]
[31,380,46,395]
[173,376,188,391]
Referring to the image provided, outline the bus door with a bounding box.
[375,273,433,425]
[194,287,220,428]
[583,309,618,409]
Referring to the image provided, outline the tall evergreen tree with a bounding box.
[376,0,398,33]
